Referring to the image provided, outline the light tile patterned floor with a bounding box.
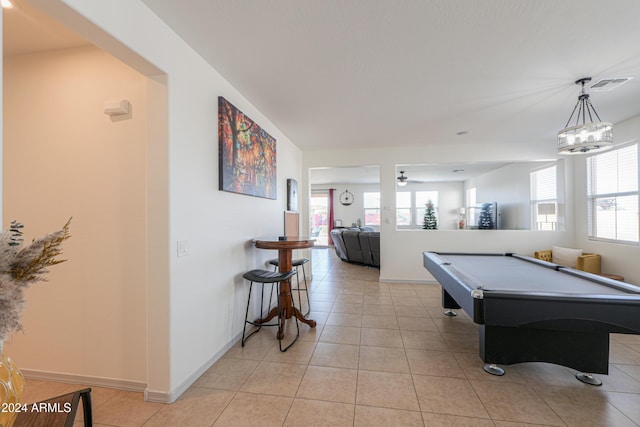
[21,248,640,426]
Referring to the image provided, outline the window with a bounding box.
[396,190,438,228]
[363,192,380,226]
[530,165,557,230]
[396,192,411,226]
[587,143,639,243]
[466,187,476,207]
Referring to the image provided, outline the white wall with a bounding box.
[302,143,575,283]
[312,183,381,230]
[5,0,303,402]
[397,181,463,230]
[468,163,530,229]
[574,114,640,285]
[465,161,560,230]
[4,47,148,384]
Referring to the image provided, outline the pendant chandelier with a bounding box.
[557,77,613,155]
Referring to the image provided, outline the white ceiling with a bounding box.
[5,0,640,184]
[140,0,640,152]
[310,165,382,186]
[308,161,540,186]
[396,162,523,184]
[2,0,89,56]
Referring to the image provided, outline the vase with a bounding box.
[0,343,25,427]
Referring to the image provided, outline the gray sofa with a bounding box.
[330,227,380,267]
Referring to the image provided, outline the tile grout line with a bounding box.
[401,298,428,426]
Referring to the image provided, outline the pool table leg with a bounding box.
[483,364,505,376]
[576,373,602,386]
[442,289,460,316]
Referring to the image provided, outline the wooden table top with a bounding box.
[253,236,315,250]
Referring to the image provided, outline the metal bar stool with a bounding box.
[242,269,299,351]
[268,257,310,316]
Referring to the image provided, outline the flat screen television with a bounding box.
[467,202,498,230]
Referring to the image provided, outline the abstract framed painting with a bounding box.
[218,96,277,199]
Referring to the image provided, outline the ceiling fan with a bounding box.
[397,170,430,186]
[397,171,408,186]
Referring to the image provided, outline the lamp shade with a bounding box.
[537,202,556,215]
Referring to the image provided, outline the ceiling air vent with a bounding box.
[589,77,633,92]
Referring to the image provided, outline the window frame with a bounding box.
[363,191,381,226]
[586,141,639,245]
[395,190,439,229]
[395,191,412,227]
[530,165,558,231]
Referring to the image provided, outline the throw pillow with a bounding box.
[551,245,583,268]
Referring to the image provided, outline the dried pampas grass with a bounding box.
[0,219,71,343]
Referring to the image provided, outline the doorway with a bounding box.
[2,2,167,391]
[310,191,329,246]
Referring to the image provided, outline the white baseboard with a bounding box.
[144,332,242,404]
[144,389,172,404]
[22,369,146,392]
[23,333,243,405]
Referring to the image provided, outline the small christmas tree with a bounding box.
[423,199,438,230]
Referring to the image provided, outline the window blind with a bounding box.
[587,143,639,243]
[530,166,557,230]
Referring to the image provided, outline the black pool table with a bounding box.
[423,252,640,384]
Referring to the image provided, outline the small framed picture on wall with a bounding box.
[287,178,298,212]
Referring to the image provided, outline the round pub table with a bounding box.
[253,236,316,339]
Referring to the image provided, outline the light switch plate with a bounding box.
[177,240,189,257]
